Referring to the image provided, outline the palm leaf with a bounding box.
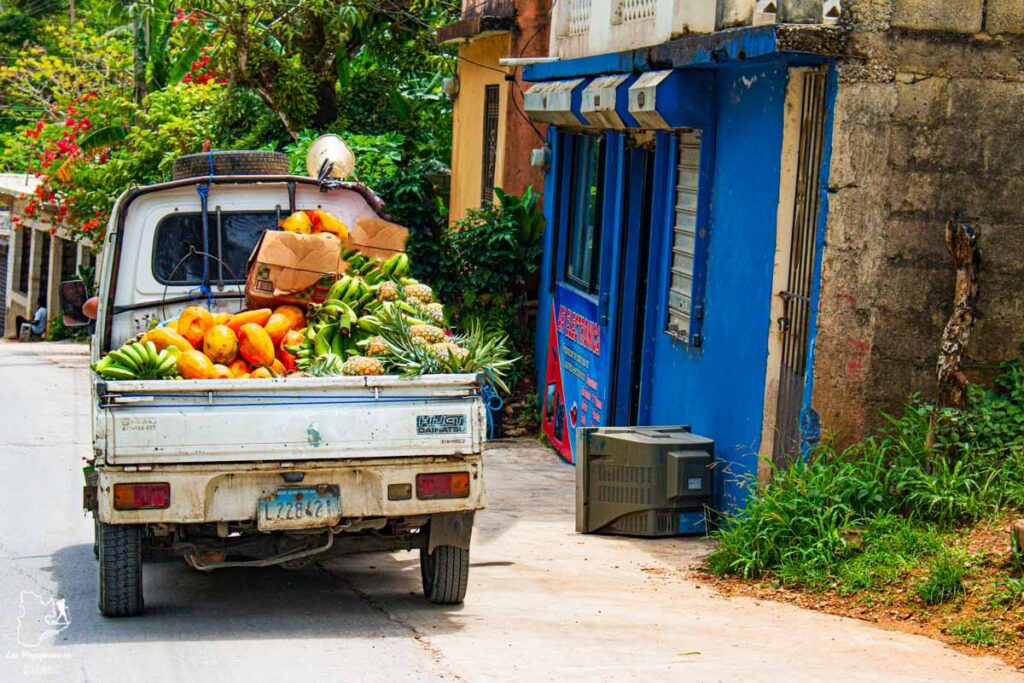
[78,125,128,152]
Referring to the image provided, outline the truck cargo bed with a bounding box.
[97,373,485,465]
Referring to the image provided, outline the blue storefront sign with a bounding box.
[542,284,611,463]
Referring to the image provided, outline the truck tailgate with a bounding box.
[98,374,485,465]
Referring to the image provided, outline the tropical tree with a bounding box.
[192,0,457,137]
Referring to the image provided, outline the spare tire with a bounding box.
[172,150,290,181]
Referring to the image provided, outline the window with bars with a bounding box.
[480,84,500,205]
[613,0,657,23]
[666,130,704,343]
[568,0,593,35]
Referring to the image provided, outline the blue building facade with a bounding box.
[525,27,839,511]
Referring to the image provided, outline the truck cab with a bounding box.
[77,151,485,617]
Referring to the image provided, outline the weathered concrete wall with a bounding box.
[813,0,1024,443]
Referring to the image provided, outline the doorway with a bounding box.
[760,67,829,472]
[610,134,655,426]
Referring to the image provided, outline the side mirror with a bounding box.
[59,280,91,328]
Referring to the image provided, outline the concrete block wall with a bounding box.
[812,0,1024,444]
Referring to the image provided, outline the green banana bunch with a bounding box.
[313,324,337,356]
[327,275,352,302]
[93,341,181,380]
[380,253,410,278]
[357,315,382,334]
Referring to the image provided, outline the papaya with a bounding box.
[227,308,272,335]
[177,350,216,380]
[211,311,230,326]
[279,211,312,234]
[203,324,238,364]
[249,366,274,379]
[142,327,193,353]
[212,364,232,379]
[178,306,213,348]
[273,304,306,331]
[270,358,287,377]
[277,330,304,373]
[238,323,275,366]
[227,358,251,378]
[264,313,292,346]
[309,210,349,239]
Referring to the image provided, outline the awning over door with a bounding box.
[523,78,590,127]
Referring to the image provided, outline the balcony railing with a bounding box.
[549,0,839,60]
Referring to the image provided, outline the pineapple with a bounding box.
[404,284,434,304]
[431,342,468,362]
[377,281,399,301]
[423,302,445,326]
[364,336,389,357]
[410,324,445,344]
[341,355,385,376]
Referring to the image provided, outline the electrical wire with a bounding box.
[508,21,548,144]
[374,0,548,140]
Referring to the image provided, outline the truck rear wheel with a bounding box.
[98,523,144,617]
[420,545,469,605]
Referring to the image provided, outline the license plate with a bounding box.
[258,486,341,531]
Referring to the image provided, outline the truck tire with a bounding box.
[98,523,144,617]
[420,545,469,605]
[92,517,99,560]
[172,150,290,181]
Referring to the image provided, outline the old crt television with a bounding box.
[575,426,714,537]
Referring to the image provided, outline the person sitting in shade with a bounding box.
[16,299,47,339]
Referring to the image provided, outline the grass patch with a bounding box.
[947,617,1006,647]
[916,552,968,605]
[709,344,1024,582]
[983,576,1024,610]
[705,342,1024,662]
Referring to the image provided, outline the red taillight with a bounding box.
[113,483,171,510]
[416,472,470,500]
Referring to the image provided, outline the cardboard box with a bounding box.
[343,217,409,266]
[246,231,340,308]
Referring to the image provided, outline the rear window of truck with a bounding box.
[153,211,278,285]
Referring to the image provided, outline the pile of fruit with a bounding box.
[94,248,516,391]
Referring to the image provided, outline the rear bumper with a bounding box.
[96,455,484,525]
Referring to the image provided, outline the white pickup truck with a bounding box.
[65,151,486,617]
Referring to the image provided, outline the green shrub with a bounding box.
[46,315,88,343]
[419,187,545,391]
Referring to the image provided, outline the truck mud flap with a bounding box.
[428,511,475,552]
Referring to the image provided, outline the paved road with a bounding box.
[0,341,1017,682]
